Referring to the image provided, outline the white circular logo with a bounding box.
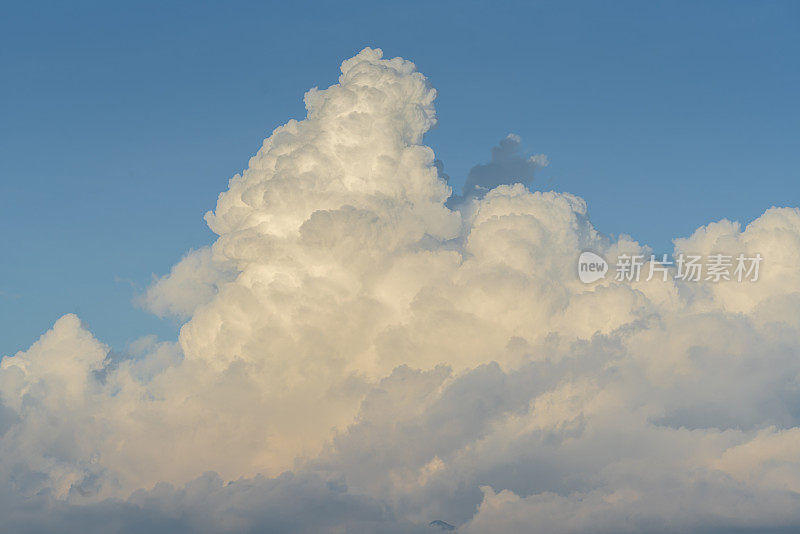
[578,251,608,283]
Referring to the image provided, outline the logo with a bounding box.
[578,251,608,283]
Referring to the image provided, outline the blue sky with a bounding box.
[1,0,798,356]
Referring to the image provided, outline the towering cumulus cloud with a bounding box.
[2,48,800,533]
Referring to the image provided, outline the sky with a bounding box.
[1,1,798,356]
[2,3,800,532]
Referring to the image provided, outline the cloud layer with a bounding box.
[2,48,800,532]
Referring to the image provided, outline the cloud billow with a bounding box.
[1,48,800,533]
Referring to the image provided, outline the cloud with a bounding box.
[2,47,800,532]
[451,133,548,204]
[138,248,235,320]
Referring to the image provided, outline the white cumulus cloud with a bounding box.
[1,47,799,533]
